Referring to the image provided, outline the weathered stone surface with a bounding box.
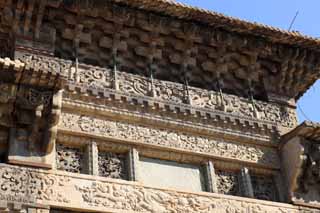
[216,170,240,196]
[0,0,318,211]
[56,143,83,173]
[18,54,298,128]
[59,113,279,167]
[251,175,278,201]
[98,152,127,179]
[0,164,315,213]
[139,157,205,192]
[281,122,320,208]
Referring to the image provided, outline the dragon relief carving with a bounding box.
[0,165,310,213]
[0,167,70,203]
[75,181,301,213]
[60,113,279,166]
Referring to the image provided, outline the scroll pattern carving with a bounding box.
[18,54,72,75]
[18,54,297,128]
[79,67,112,89]
[98,152,127,179]
[60,113,279,166]
[216,170,240,196]
[56,143,83,173]
[76,181,302,213]
[0,165,313,213]
[251,175,278,202]
[0,167,69,203]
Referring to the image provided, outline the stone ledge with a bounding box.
[0,164,316,213]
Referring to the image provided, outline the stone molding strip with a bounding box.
[62,98,277,147]
[0,164,316,213]
[59,112,280,168]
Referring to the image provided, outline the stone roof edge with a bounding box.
[281,121,320,143]
[112,0,320,51]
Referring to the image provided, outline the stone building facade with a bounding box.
[0,0,319,212]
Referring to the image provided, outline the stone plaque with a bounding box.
[139,157,205,192]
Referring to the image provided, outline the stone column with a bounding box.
[83,142,99,175]
[127,148,140,181]
[203,161,218,193]
[238,167,254,198]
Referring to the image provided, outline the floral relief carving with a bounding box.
[60,113,279,166]
[0,167,70,203]
[79,67,112,89]
[56,143,83,173]
[118,73,149,96]
[18,54,72,75]
[98,152,127,179]
[216,170,240,196]
[153,80,185,103]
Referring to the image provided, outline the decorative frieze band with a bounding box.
[59,113,279,167]
[62,97,276,145]
[0,164,315,213]
[18,54,298,129]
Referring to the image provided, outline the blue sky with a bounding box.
[177,0,320,123]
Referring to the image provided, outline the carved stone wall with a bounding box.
[59,113,279,167]
[0,164,315,213]
[98,152,127,180]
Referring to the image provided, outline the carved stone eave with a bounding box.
[40,0,320,101]
[280,121,320,208]
[1,1,317,100]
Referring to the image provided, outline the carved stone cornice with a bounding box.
[62,97,277,147]
[17,54,298,131]
[0,164,316,212]
[59,112,280,168]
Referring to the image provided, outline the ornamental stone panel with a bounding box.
[0,164,315,213]
[59,112,279,167]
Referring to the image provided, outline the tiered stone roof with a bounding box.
[78,0,320,50]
